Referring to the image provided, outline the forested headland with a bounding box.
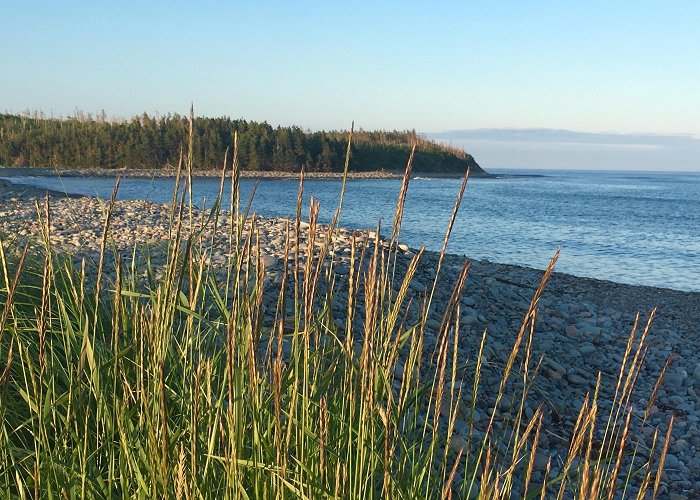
[0,111,486,175]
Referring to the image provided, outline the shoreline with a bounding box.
[0,178,697,341]
[1,178,696,323]
[1,176,699,494]
[0,174,695,295]
[0,169,695,294]
[0,165,496,180]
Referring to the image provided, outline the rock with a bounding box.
[533,452,549,471]
[498,398,512,411]
[470,409,482,424]
[666,369,688,388]
[426,318,441,332]
[692,364,700,382]
[462,296,476,307]
[545,358,567,376]
[581,326,602,336]
[665,454,682,470]
[449,434,469,454]
[578,343,596,355]
[566,372,588,386]
[462,307,477,317]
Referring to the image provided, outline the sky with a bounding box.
[2,1,699,170]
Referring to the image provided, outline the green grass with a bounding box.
[0,118,672,498]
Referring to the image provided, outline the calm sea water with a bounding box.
[4,169,699,292]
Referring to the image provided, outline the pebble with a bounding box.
[426,318,441,332]
[261,255,279,268]
[665,454,682,470]
[666,369,688,388]
[449,434,469,454]
[566,372,588,386]
[578,343,596,355]
[544,358,567,376]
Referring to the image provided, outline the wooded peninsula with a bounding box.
[0,112,485,175]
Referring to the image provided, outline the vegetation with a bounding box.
[0,124,670,498]
[0,111,483,174]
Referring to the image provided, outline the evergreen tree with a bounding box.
[0,112,483,174]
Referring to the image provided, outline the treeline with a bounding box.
[0,111,484,174]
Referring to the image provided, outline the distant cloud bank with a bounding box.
[427,128,700,171]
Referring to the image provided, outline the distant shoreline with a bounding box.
[0,166,495,180]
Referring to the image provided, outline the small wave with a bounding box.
[412,176,436,181]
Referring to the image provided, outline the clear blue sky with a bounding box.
[2,1,699,170]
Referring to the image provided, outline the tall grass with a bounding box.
[0,121,672,498]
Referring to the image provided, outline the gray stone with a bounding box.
[261,255,279,268]
[426,318,441,331]
[578,343,597,355]
[665,454,682,470]
[566,372,588,386]
[692,364,700,382]
[533,452,549,471]
[545,358,567,376]
[666,369,688,388]
[449,434,468,453]
[470,409,482,424]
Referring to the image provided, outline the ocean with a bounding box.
[4,169,699,291]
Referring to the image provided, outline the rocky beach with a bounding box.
[0,166,403,180]
[0,166,495,180]
[1,177,699,498]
